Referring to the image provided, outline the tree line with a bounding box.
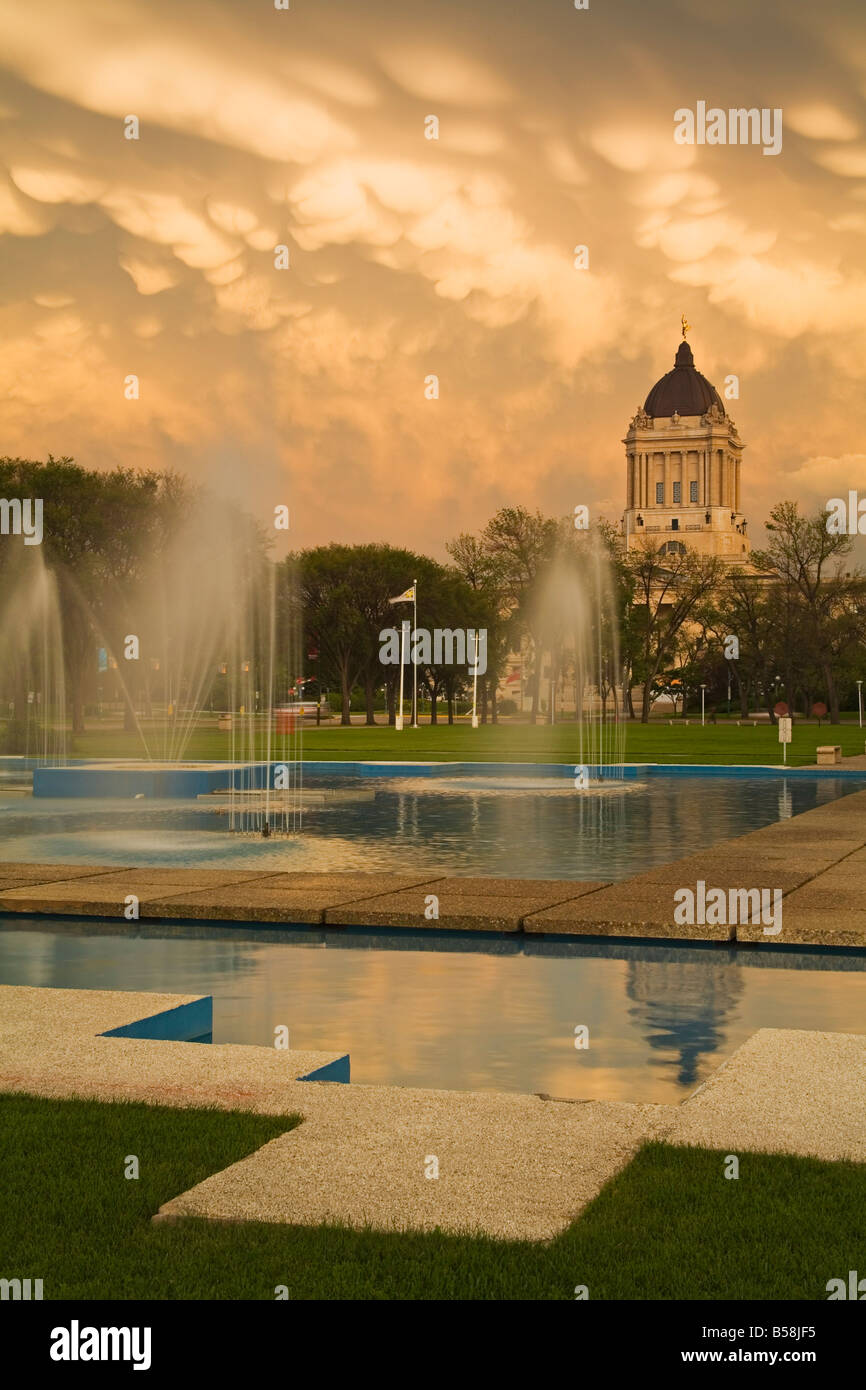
[2,456,864,733]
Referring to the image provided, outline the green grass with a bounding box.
[66,719,866,767]
[1,1093,862,1299]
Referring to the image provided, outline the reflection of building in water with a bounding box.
[625,955,744,1088]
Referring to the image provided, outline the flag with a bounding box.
[388,586,415,603]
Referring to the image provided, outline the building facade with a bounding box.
[622,336,750,564]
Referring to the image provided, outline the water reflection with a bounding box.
[1,917,863,1103]
[625,957,744,1088]
[1,774,864,879]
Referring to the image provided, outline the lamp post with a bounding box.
[700,683,707,727]
[727,666,731,720]
[858,680,863,730]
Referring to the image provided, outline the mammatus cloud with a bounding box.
[0,0,864,553]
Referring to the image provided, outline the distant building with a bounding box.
[622,332,751,565]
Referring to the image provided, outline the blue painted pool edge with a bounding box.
[101,995,213,1041]
[31,758,866,795]
[298,1054,351,1083]
[98,996,350,1081]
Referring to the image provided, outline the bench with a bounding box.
[816,745,842,765]
[668,720,690,726]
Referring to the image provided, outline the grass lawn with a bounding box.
[0,1092,859,1300]
[66,719,866,767]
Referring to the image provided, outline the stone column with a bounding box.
[663,452,671,508]
[723,451,729,507]
[726,454,732,509]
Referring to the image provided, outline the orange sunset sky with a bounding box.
[1,0,865,556]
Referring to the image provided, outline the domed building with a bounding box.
[623,329,750,563]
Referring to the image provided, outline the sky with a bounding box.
[1,0,865,557]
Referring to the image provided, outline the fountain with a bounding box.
[5,494,305,830]
[530,527,627,780]
[0,546,67,768]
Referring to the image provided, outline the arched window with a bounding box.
[659,540,687,557]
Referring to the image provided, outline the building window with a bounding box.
[690,480,698,502]
[671,518,679,531]
[656,482,664,504]
[673,481,681,503]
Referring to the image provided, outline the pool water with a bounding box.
[3,772,864,1102]
[0,773,862,880]
[1,919,864,1103]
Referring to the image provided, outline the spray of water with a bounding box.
[531,529,626,778]
[0,548,67,764]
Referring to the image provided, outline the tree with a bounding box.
[751,502,866,724]
[0,457,196,734]
[626,539,724,723]
[289,546,367,725]
[475,507,558,723]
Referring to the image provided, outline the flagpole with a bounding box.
[471,629,479,728]
[396,620,407,730]
[412,577,418,728]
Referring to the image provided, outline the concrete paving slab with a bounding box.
[76,868,285,887]
[777,882,866,912]
[427,877,604,900]
[737,906,866,947]
[143,885,377,925]
[0,880,217,917]
[0,984,348,1098]
[141,875,450,925]
[246,872,445,891]
[633,857,812,892]
[739,827,865,852]
[324,881,609,930]
[670,1028,866,1161]
[796,860,866,884]
[0,864,131,888]
[153,1087,675,1240]
[524,883,735,939]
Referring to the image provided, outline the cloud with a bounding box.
[786,104,859,141]
[377,44,512,104]
[0,0,864,553]
[812,144,866,177]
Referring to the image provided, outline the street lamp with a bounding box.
[858,679,863,729]
[700,683,707,727]
[726,665,731,720]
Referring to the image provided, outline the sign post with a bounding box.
[778,715,792,765]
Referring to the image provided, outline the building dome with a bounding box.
[644,340,725,419]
